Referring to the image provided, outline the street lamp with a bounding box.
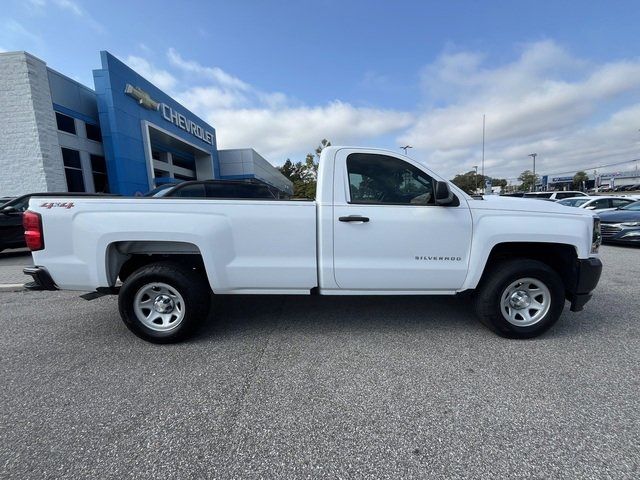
[400,145,412,155]
[473,165,478,193]
[528,153,537,191]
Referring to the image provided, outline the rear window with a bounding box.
[524,193,552,198]
[555,192,583,199]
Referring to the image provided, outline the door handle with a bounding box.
[339,215,370,223]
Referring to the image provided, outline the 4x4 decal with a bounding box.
[40,202,75,209]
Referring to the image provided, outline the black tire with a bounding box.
[474,258,565,339]
[118,261,211,343]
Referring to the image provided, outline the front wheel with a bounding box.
[118,261,211,343]
[474,259,565,338]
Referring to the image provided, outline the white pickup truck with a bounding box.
[23,147,602,343]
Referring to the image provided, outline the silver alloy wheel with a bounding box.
[500,277,551,327]
[133,282,185,332]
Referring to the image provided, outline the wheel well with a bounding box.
[106,241,205,285]
[482,242,578,292]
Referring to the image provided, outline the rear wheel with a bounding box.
[474,259,565,338]
[118,261,211,343]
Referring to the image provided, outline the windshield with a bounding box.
[619,200,640,211]
[558,198,589,207]
[143,185,175,197]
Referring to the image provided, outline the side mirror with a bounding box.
[2,206,17,215]
[585,206,596,210]
[435,181,456,206]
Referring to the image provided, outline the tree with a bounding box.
[492,178,508,189]
[278,139,331,199]
[451,170,486,194]
[573,171,588,190]
[518,170,539,191]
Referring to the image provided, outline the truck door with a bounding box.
[332,150,472,291]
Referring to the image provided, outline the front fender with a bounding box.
[462,211,591,290]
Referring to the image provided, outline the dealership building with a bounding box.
[0,50,292,197]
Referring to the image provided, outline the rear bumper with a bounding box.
[23,266,58,291]
[566,257,602,312]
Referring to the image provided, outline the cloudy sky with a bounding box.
[2,0,640,181]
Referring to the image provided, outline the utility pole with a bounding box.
[481,114,486,180]
[400,145,412,155]
[473,165,478,193]
[528,153,537,191]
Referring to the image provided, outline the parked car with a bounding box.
[0,194,32,251]
[556,196,636,212]
[163,179,282,199]
[23,146,602,343]
[144,179,283,199]
[523,191,588,200]
[598,201,640,245]
[2,192,119,252]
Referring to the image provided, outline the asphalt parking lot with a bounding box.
[1,246,638,479]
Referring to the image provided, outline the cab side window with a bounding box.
[347,153,435,205]
[591,198,610,209]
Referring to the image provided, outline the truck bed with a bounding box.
[29,197,318,293]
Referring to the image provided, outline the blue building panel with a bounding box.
[93,51,219,195]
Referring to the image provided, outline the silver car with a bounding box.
[557,196,636,212]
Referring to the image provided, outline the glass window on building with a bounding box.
[90,154,109,193]
[154,169,170,178]
[174,173,196,181]
[172,153,195,170]
[61,148,85,192]
[55,112,76,135]
[85,123,102,142]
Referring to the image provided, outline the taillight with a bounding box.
[23,210,44,251]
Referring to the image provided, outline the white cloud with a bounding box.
[0,19,42,49]
[124,55,177,92]
[401,41,640,179]
[207,103,413,159]
[24,0,103,32]
[167,48,250,91]
[120,42,640,176]
[161,48,413,161]
[53,0,83,17]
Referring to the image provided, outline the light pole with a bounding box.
[400,145,412,155]
[528,153,537,191]
[473,165,478,193]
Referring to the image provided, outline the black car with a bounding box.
[598,200,640,245]
[0,194,31,252]
[1,192,118,252]
[153,179,286,200]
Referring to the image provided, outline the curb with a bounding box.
[0,283,26,292]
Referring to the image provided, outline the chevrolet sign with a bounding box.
[161,104,214,145]
[124,84,214,145]
[124,84,159,110]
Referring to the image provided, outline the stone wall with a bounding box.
[0,52,66,196]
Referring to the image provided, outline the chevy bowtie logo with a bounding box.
[124,84,159,110]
